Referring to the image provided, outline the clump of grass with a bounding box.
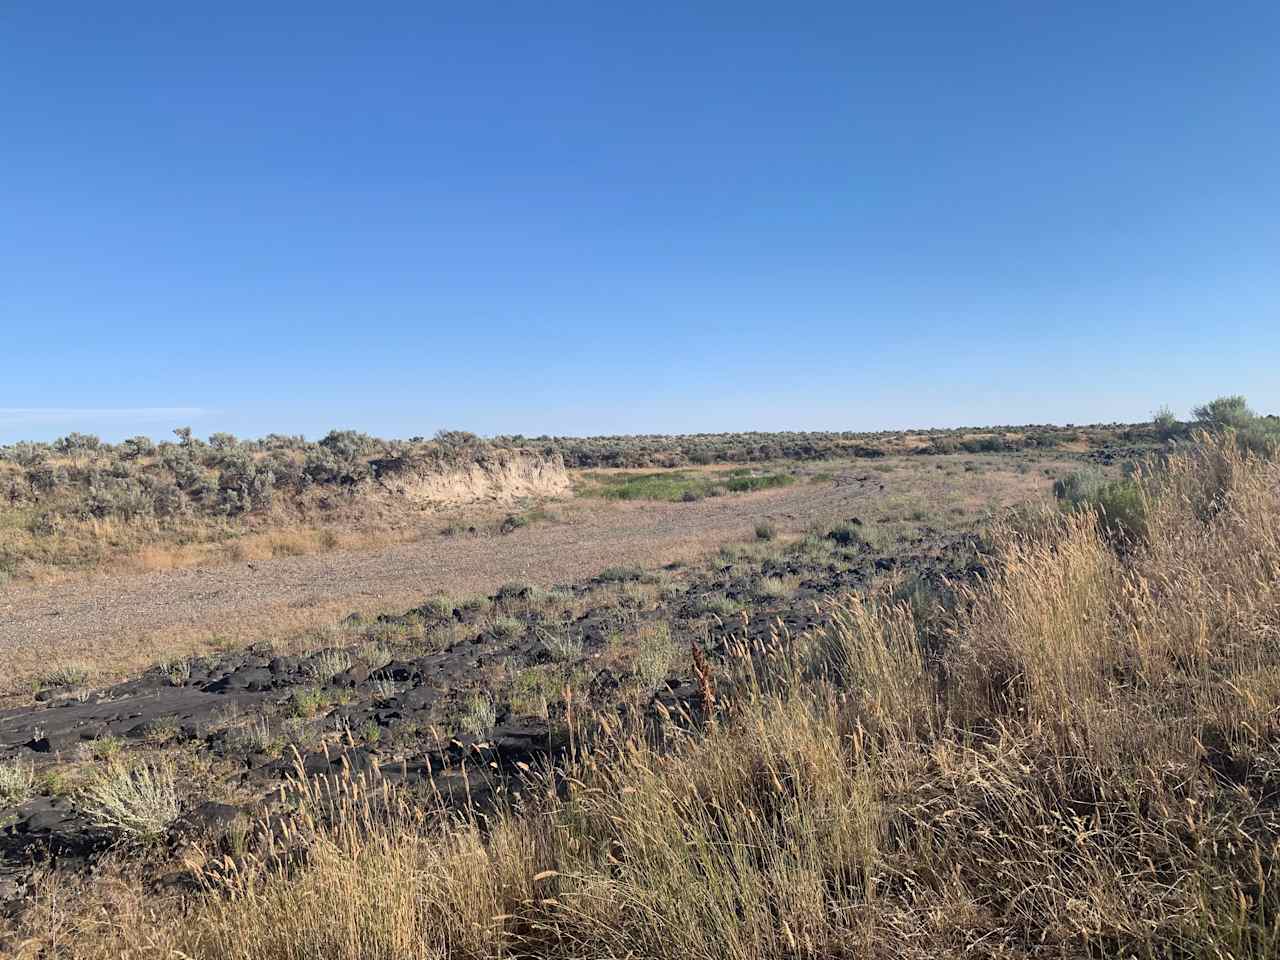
[458,693,497,735]
[229,715,280,756]
[40,662,92,689]
[289,687,330,718]
[359,640,392,669]
[634,621,678,686]
[510,667,561,718]
[499,507,557,534]
[491,616,524,640]
[724,472,794,493]
[418,595,455,618]
[695,593,741,619]
[0,757,36,803]
[78,758,180,843]
[304,649,352,683]
[598,565,644,583]
[496,581,533,600]
[825,521,865,548]
[540,630,583,662]
[160,658,192,687]
[90,735,124,761]
[754,574,799,600]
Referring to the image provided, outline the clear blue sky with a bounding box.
[3,2,1277,443]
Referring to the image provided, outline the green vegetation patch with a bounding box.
[576,468,795,503]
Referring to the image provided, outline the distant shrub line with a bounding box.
[0,428,501,528]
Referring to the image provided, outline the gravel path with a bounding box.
[0,480,877,684]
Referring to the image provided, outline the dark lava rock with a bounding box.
[27,732,84,755]
[269,655,300,676]
[262,747,375,780]
[373,660,420,683]
[207,666,275,693]
[125,718,180,741]
[396,686,440,712]
[588,668,621,700]
[16,797,79,834]
[377,758,439,784]
[171,801,244,842]
[334,662,369,687]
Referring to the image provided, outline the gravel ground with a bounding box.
[0,481,861,671]
[0,458,1063,689]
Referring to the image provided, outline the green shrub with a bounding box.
[1237,418,1280,458]
[1193,395,1255,430]
[1054,470,1147,544]
[1152,405,1180,440]
[1052,468,1105,503]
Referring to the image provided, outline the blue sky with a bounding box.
[3,2,1277,443]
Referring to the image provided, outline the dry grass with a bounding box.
[0,756,36,804]
[17,439,1280,957]
[7,521,424,585]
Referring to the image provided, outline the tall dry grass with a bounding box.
[15,435,1280,958]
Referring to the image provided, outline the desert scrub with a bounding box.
[634,621,678,686]
[23,433,1280,958]
[78,758,180,842]
[0,757,36,804]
